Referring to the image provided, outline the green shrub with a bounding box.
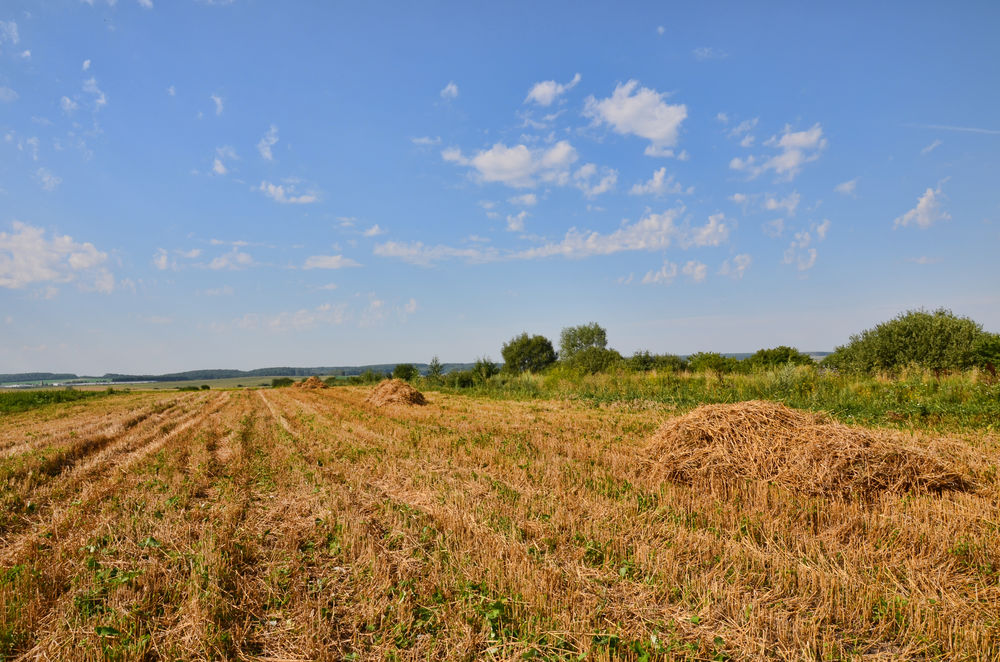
[823,308,992,374]
[687,352,737,374]
[472,357,499,384]
[271,377,294,388]
[393,363,419,381]
[746,346,814,370]
[566,347,622,374]
[629,350,687,373]
[559,323,608,362]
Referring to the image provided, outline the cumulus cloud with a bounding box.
[719,254,752,279]
[363,224,385,237]
[506,210,527,232]
[303,254,361,269]
[209,248,254,270]
[763,192,800,216]
[83,78,107,109]
[630,167,692,196]
[731,123,826,181]
[834,178,857,196]
[642,260,677,285]
[894,184,950,229]
[525,73,581,106]
[210,94,223,115]
[0,221,113,293]
[36,168,61,191]
[573,163,617,197]
[443,140,578,188]
[682,260,707,282]
[681,213,730,248]
[440,81,458,99]
[583,80,687,157]
[82,59,91,71]
[258,180,319,204]
[509,193,537,207]
[782,220,830,271]
[257,124,279,160]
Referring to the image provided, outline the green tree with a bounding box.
[567,346,622,374]
[427,356,444,381]
[823,308,990,373]
[687,352,736,374]
[393,363,419,381]
[559,323,607,361]
[271,377,294,388]
[746,346,815,370]
[629,351,687,372]
[472,357,499,384]
[501,333,557,374]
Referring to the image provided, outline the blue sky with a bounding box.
[1,1,998,374]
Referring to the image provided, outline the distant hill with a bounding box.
[0,372,78,383]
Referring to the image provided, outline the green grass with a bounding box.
[0,389,113,414]
[429,365,1000,432]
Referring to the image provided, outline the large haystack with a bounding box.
[646,400,970,499]
[365,379,426,406]
[294,376,328,389]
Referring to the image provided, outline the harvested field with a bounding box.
[646,400,974,499]
[365,378,427,406]
[294,376,329,389]
[1,389,998,660]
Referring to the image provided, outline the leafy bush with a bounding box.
[271,377,295,388]
[559,323,607,361]
[687,352,738,374]
[393,363,419,381]
[628,350,688,373]
[566,347,622,374]
[746,346,814,370]
[444,370,475,388]
[473,357,499,384]
[823,308,992,374]
[501,333,557,374]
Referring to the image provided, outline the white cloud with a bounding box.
[834,178,858,197]
[411,136,441,146]
[0,221,113,293]
[138,0,153,8]
[525,73,581,106]
[303,254,361,269]
[166,85,175,96]
[630,167,692,196]
[682,260,707,282]
[210,94,223,115]
[894,184,950,229]
[209,248,253,270]
[177,248,202,259]
[373,241,498,267]
[83,77,107,109]
[257,124,278,160]
[212,158,227,175]
[506,210,527,232]
[682,213,730,248]
[403,298,418,314]
[920,139,942,155]
[584,80,687,157]
[236,302,349,332]
[716,112,729,124]
[36,168,61,191]
[152,248,169,270]
[731,123,826,181]
[642,260,677,285]
[59,96,78,113]
[782,220,829,271]
[727,118,758,147]
[693,46,727,60]
[763,192,800,216]
[762,218,785,238]
[573,163,617,197]
[82,59,91,71]
[19,50,30,59]
[443,140,578,188]
[0,20,18,45]
[815,219,830,240]
[728,193,748,204]
[258,180,319,204]
[657,25,665,35]
[719,254,752,279]
[440,81,458,99]
[508,193,537,207]
[0,87,17,103]
[363,224,385,237]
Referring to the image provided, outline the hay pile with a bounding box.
[294,376,328,390]
[365,379,426,406]
[646,400,970,499]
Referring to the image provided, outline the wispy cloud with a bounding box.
[210,94,224,115]
[36,168,61,191]
[303,254,361,269]
[907,123,1000,135]
[834,178,858,197]
[258,180,319,204]
[730,123,826,181]
[440,81,458,99]
[630,167,692,196]
[920,139,942,155]
[257,125,279,160]
[693,46,727,61]
[524,73,581,106]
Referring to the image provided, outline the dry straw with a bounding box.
[365,378,427,406]
[646,400,972,499]
[293,376,328,389]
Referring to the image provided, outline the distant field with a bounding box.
[0,386,997,659]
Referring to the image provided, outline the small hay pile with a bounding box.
[646,400,970,499]
[365,379,427,406]
[294,376,328,390]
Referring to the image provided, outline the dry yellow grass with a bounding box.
[364,378,427,406]
[0,388,997,660]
